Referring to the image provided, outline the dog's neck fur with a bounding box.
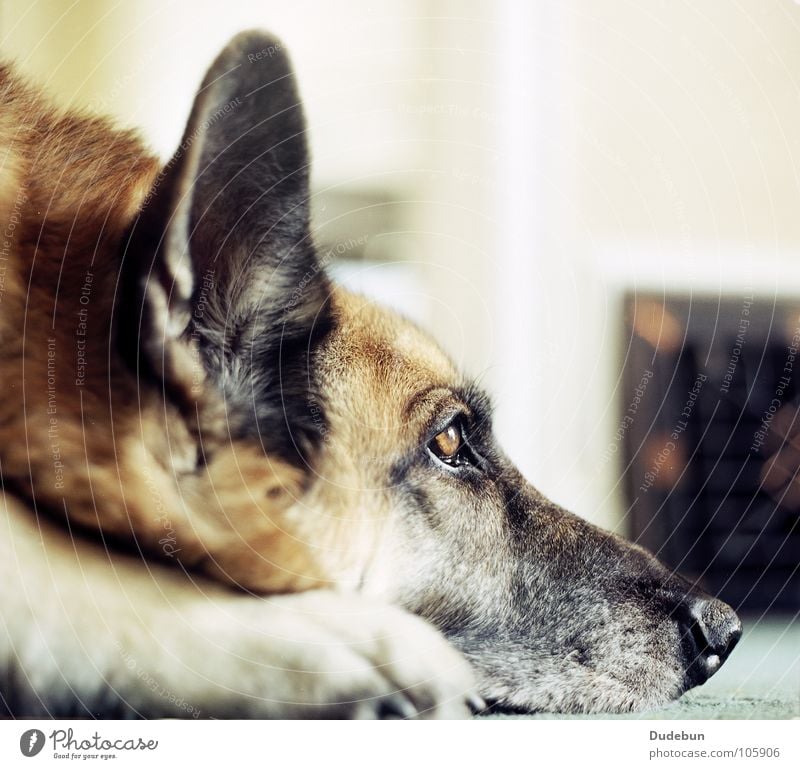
[0,62,335,594]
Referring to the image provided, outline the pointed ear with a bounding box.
[121,31,332,462]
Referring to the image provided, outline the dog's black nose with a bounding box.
[680,597,742,686]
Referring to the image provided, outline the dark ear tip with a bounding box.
[216,29,294,76]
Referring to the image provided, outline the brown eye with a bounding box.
[428,418,477,469]
[432,423,462,459]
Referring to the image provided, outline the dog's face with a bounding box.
[305,292,740,712]
[127,31,741,713]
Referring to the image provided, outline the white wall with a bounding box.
[546,0,800,530]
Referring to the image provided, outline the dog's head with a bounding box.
[125,31,741,713]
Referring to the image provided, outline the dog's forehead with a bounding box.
[321,288,461,398]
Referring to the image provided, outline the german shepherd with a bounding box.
[0,31,741,718]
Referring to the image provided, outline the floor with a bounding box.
[494,616,800,720]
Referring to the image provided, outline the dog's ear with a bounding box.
[120,30,331,463]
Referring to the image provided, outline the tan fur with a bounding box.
[288,289,473,591]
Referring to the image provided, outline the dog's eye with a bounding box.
[433,424,462,458]
[428,419,472,467]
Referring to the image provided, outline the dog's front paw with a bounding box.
[275,591,479,719]
[174,590,478,718]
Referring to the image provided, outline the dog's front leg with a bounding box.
[0,496,476,718]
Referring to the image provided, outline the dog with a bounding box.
[0,30,741,718]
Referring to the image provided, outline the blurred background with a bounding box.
[2,0,798,624]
